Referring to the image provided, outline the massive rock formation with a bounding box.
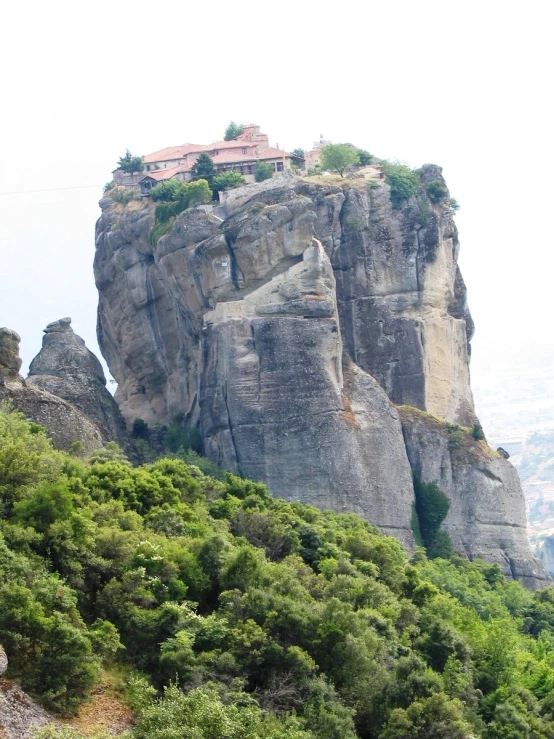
[94,167,546,586]
[0,327,103,453]
[27,317,129,448]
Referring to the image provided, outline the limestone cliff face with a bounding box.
[94,169,545,585]
[399,407,548,587]
[0,327,103,453]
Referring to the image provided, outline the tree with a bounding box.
[291,148,306,167]
[224,122,244,141]
[117,149,144,174]
[255,161,274,182]
[320,144,360,177]
[380,693,474,738]
[191,153,217,189]
[357,149,373,166]
[213,171,246,191]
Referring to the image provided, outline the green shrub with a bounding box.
[471,422,486,441]
[426,179,449,203]
[165,424,202,454]
[449,198,460,212]
[255,161,274,182]
[357,149,373,166]
[380,161,420,208]
[110,187,137,205]
[149,220,174,246]
[213,171,246,191]
[412,476,452,559]
[150,180,183,202]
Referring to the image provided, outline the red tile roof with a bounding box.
[142,164,187,181]
[256,147,288,159]
[143,132,281,164]
[211,151,258,163]
[143,145,202,164]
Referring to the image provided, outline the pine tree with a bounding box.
[191,153,216,188]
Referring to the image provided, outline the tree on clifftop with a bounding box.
[224,121,244,141]
[117,149,144,174]
[320,144,360,177]
[254,161,273,182]
[213,171,246,191]
[191,153,216,189]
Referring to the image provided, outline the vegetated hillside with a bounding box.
[3,405,554,738]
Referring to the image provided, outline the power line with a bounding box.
[0,184,103,196]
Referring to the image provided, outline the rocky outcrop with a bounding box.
[93,169,544,585]
[0,327,103,453]
[399,407,549,588]
[0,680,51,739]
[27,317,129,448]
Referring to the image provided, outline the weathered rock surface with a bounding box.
[399,406,548,588]
[0,327,103,453]
[0,680,51,739]
[27,317,130,448]
[0,647,51,739]
[200,241,415,546]
[94,169,543,584]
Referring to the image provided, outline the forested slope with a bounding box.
[3,404,554,738]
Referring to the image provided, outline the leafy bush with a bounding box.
[426,179,449,203]
[213,171,246,191]
[150,180,183,202]
[450,197,460,212]
[380,161,420,208]
[165,424,202,454]
[412,476,452,559]
[357,149,373,166]
[471,422,486,441]
[149,179,212,245]
[255,161,274,182]
[109,187,138,205]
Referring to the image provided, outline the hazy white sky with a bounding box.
[1,0,553,421]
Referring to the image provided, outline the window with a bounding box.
[242,147,248,154]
